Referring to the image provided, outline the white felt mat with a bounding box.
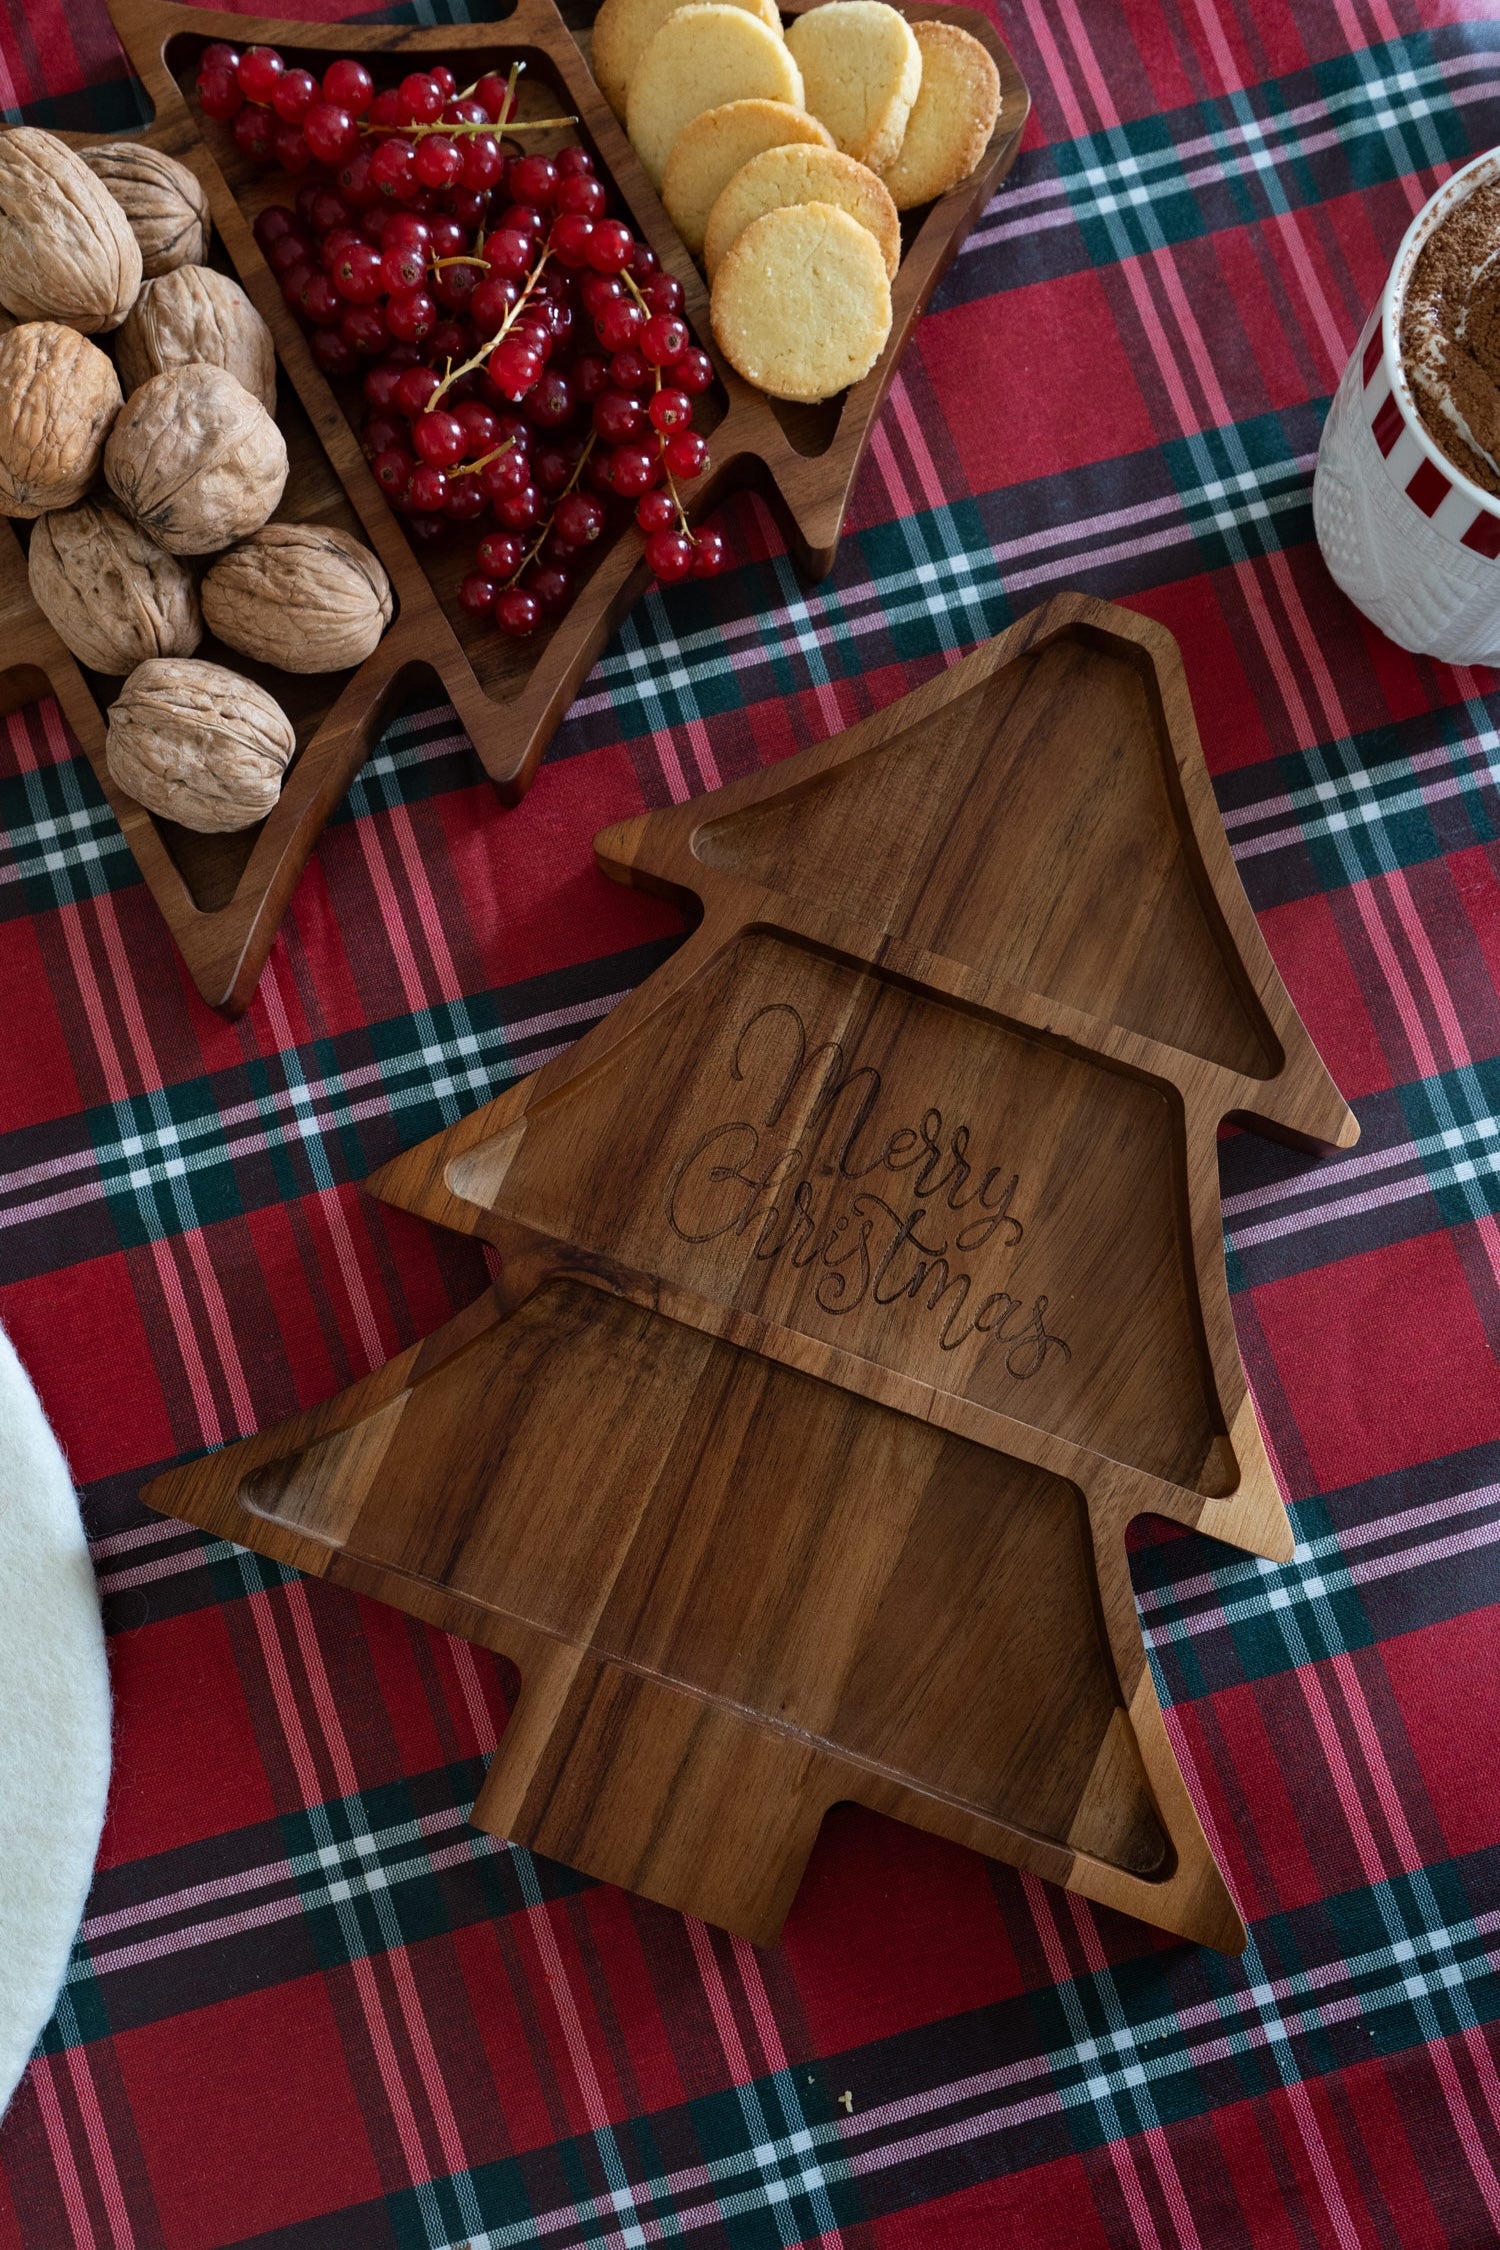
[0,1323,111,2121]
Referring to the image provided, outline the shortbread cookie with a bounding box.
[627,6,805,188]
[880,21,1000,209]
[663,100,833,253]
[711,199,892,400]
[785,2,920,172]
[704,141,900,279]
[591,0,781,120]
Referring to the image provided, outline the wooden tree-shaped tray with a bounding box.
[146,595,1358,1950]
[0,0,1029,1014]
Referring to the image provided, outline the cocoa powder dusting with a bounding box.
[1401,179,1500,497]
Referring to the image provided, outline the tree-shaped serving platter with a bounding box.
[147,595,1359,1951]
[0,0,1029,1014]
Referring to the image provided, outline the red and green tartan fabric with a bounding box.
[2,0,1500,2241]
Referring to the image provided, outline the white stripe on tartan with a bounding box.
[964,59,1500,255]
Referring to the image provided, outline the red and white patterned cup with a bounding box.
[1314,145,1500,665]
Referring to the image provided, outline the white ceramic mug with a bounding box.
[1314,145,1500,666]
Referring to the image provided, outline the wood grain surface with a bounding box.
[0,0,1029,1013]
[147,593,1356,1950]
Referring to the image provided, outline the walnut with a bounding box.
[0,321,121,518]
[106,657,295,831]
[202,524,393,673]
[79,143,211,279]
[104,363,287,554]
[0,127,142,331]
[116,265,275,413]
[28,497,202,675]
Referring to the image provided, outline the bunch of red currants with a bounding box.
[196,41,726,638]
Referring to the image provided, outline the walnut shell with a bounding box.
[79,143,210,278]
[116,265,275,413]
[0,321,122,518]
[106,656,295,831]
[202,524,393,673]
[0,127,142,331]
[104,363,287,555]
[28,497,202,675]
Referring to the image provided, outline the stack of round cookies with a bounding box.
[590,0,1001,401]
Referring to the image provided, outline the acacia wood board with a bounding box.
[147,594,1358,1950]
[0,0,1029,1015]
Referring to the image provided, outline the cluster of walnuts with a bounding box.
[0,127,393,833]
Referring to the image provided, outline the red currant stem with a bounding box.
[505,431,596,590]
[621,270,703,545]
[359,114,576,136]
[427,244,552,408]
[429,254,489,269]
[449,436,517,480]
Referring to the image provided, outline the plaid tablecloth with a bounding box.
[2,0,1500,2242]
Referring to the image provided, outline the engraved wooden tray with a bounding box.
[0,0,1029,1015]
[146,594,1358,1950]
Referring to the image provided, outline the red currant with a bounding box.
[379,239,426,292]
[363,413,404,458]
[304,102,359,164]
[395,364,442,418]
[555,490,606,545]
[478,531,525,576]
[472,275,521,330]
[431,65,457,96]
[581,272,624,318]
[369,88,403,129]
[526,368,574,428]
[322,58,374,115]
[311,327,358,377]
[480,448,529,498]
[413,409,467,466]
[474,72,513,123]
[236,45,285,103]
[641,312,687,366]
[462,135,504,191]
[592,388,644,444]
[460,571,500,614]
[409,461,449,511]
[300,271,340,324]
[533,443,575,491]
[373,446,414,498]
[198,64,243,116]
[364,359,407,410]
[201,42,241,73]
[341,305,390,355]
[414,134,463,189]
[530,563,572,609]
[267,230,311,277]
[397,72,445,125]
[510,154,559,206]
[675,346,714,394]
[232,105,277,163]
[627,242,659,283]
[309,189,352,233]
[494,482,542,529]
[446,479,487,522]
[454,401,501,453]
[386,287,437,342]
[332,241,384,303]
[595,298,643,352]
[635,489,676,532]
[337,150,378,208]
[427,215,466,259]
[609,441,659,495]
[550,213,595,269]
[271,68,317,123]
[642,272,685,316]
[556,145,596,178]
[664,429,708,479]
[273,124,312,176]
[383,211,431,255]
[369,138,420,200]
[585,218,633,274]
[572,353,610,402]
[488,338,543,399]
[608,347,651,394]
[496,586,540,636]
[692,528,727,576]
[649,386,692,432]
[555,173,607,219]
[646,527,694,582]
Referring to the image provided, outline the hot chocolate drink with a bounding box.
[1402,177,1500,498]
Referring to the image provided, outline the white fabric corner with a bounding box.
[0,1321,111,2121]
